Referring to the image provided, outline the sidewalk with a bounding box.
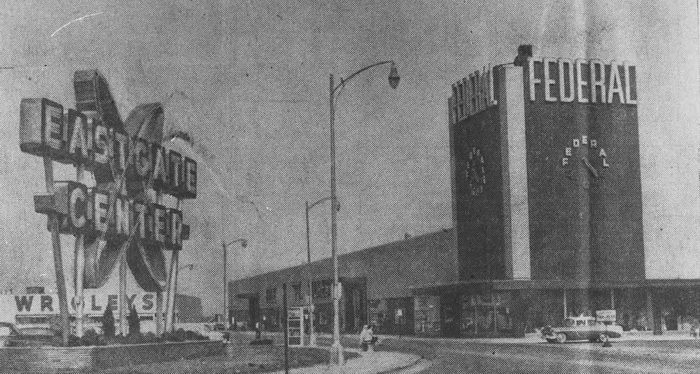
[228,331,424,373]
[270,347,422,374]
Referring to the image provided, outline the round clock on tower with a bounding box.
[561,135,610,185]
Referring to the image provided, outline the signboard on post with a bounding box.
[596,309,616,323]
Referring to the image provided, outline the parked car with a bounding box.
[202,322,230,341]
[0,322,21,347]
[541,316,623,343]
[15,327,62,346]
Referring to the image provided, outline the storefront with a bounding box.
[230,229,457,335]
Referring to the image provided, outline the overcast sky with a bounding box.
[0,0,698,314]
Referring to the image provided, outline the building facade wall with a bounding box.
[451,58,644,284]
[229,229,457,334]
[443,55,662,337]
[523,58,644,282]
[452,107,506,281]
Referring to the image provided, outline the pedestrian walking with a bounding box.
[255,321,262,340]
[359,324,378,352]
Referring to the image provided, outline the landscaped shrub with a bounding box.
[66,328,208,346]
[185,329,208,341]
[127,306,140,335]
[162,329,209,342]
[80,329,104,346]
[162,331,184,342]
[102,307,115,337]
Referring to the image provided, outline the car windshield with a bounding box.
[576,320,586,326]
[564,319,575,327]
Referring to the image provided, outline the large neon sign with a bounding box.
[19,70,196,292]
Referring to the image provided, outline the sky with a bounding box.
[0,0,698,315]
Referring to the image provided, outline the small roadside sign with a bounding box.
[596,309,616,322]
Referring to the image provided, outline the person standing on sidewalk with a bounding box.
[360,325,378,351]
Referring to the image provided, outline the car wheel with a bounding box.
[555,333,567,343]
[598,333,608,343]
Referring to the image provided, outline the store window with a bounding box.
[414,295,440,335]
[266,288,277,304]
[292,283,303,302]
[312,280,332,299]
[461,293,513,336]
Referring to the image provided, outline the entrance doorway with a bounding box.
[343,280,367,333]
[248,296,260,329]
[440,293,460,337]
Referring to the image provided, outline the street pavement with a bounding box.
[296,329,700,373]
[95,330,700,373]
[374,331,700,373]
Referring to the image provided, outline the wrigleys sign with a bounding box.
[19,70,196,292]
[4,292,157,316]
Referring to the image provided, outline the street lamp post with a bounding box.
[171,264,194,327]
[328,60,399,365]
[223,238,247,331]
[305,197,333,346]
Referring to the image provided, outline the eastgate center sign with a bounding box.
[20,98,195,249]
[18,70,196,291]
[20,98,197,200]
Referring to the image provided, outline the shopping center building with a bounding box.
[230,47,700,337]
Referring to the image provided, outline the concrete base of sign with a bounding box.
[0,340,222,373]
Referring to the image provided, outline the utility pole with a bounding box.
[283,283,289,374]
[326,60,399,365]
[223,238,247,330]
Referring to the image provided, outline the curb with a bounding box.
[378,357,426,374]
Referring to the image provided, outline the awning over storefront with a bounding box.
[236,292,259,299]
[411,278,700,296]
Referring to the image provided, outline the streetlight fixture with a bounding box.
[328,60,399,365]
[305,196,339,346]
[179,264,195,272]
[223,238,247,330]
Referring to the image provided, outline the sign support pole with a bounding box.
[43,156,70,346]
[74,165,85,337]
[165,199,181,332]
[119,245,128,335]
[155,192,164,335]
[164,253,176,332]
